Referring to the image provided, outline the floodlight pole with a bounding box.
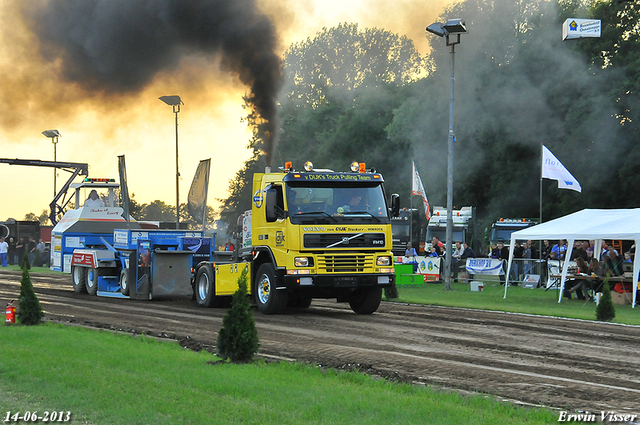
[426,21,466,291]
[444,37,457,291]
[173,104,180,229]
[42,130,61,199]
[160,96,183,229]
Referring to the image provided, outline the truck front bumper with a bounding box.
[283,273,394,288]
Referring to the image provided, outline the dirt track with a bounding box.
[2,270,639,417]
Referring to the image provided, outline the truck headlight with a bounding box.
[295,257,309,267]
[376,256,391,266]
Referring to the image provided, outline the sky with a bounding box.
[0,0,451,223]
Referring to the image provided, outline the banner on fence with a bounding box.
[465,258,505,275]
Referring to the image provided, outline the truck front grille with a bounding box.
[304,233,386,249]
[317,254,373,273]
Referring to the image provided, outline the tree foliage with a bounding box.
[215,1,640,247]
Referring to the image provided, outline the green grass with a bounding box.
[2,264,57,274]
[0,324,556,424]
[391,277,640,325]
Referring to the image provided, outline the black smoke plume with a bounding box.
[23,0,282,165]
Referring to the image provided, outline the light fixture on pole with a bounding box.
[42,130,61,198]
[426,18,467,291]
[159,95,184,229]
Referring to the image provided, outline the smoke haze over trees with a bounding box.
[215,0,639,247]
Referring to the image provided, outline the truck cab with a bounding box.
[194,161,400,315]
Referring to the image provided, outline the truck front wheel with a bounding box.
[349,287,382,314]
[86,267,104,296]
[255,263,288,315]
[71,266,87,294]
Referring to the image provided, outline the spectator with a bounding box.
[428,246,438,257]
[588,257,606,293]
[27,237,37,265]
[512,241,523,281]
[461,242,476,281]
[585,240,594,259]
[527,240,538,260]
[0,237,7,267]
[492,242,510,285]
[571,240,588,261]
[15,237,26,265]
[565,257,589,300]
[605,250,624,277]
[551,239,567,260]
[7,237,16,265]
[624,252,632,263]
[405,242,418,272]
[452,241,464,282]
[522,240,532,278]
[541,239,552,260]
[431,236,444,256]
[224,238,235,251]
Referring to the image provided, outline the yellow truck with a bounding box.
[194,161,399,314]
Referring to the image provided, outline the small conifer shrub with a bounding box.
[17,253,44,326]
[596,276,615,322]
[216,267,259,363]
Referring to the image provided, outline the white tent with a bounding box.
[503,208,640,307]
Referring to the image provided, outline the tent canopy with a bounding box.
[503,208,639,307]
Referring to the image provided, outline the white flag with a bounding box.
[412,161,431,219]
[541,145,582,192]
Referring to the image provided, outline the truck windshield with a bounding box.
[286,184,389,224]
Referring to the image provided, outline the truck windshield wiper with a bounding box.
[295,211,338,222]
[342,211,382,222]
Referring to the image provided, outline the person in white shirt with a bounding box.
[84,190,105,208]
[0,237,8,267]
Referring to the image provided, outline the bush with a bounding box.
[16,255,44,326]
[216,267,259,363]
[596,276,615,322]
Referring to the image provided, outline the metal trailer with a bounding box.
[70,228,212,299]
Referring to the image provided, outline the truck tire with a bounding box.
[349,287,382,314]
[71,266,87,294]
[255,263,288,315]
[120,269,130,296]
[86,267,103,296]
[195,265,224,308]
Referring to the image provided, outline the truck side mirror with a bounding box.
[390,194,400,217]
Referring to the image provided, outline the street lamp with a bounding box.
[42,130,61,198]
[159,95,184,229]
[426,18,467,290]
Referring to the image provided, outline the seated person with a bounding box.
[565,257,589,300]
[605,250,624,277]
[587,257,606,293]
[83,190,105,207]
[337,193,365,213]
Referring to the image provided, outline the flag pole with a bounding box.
[540,144,543,224]
[410,159,414,247]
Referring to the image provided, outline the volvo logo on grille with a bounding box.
[342,237,349,245]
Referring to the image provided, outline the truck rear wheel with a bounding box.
[120,269,130,296]
[255,263,288,315]
[195,264,224,308]
[349,287,382,314]
[71,266,87,294]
